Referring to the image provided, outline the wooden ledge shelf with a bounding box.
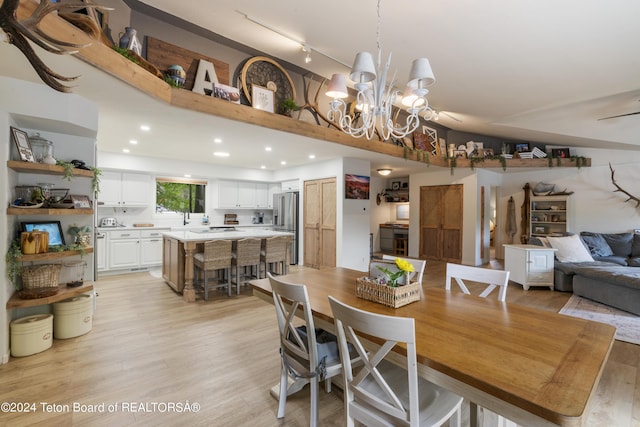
[7,160,95,178]
[6,283,94,309]
[7,208,94,215]
[16,1,591,169]
[17,247,93,262]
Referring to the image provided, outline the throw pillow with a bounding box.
[580,234,613,257]
[602,233,633,257]
[547,235,594,263]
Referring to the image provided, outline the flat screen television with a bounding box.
[21,221,65,246]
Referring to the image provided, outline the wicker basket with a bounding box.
[355,277,421,308]
[21,264,61,290]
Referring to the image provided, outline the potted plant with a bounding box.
[376,257,416,287]
[280,98,300,116]
[68,224,92,247]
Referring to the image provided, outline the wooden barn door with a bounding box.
[303,178,336,269]
[419,184,463,262]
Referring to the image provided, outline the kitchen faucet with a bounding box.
[183,211,190,226]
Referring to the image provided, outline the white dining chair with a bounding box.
[382,254,427,284]
[445,262,510,301]
[444,262,512,426]
[268,273,345,426]
[328,296,463,427]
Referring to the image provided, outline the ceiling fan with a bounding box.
[597,100,640,121]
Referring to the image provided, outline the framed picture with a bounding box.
[251,84,275,112]
[21,220,65,246]
[482,148,495,159]
[344,174,370,200]
[438,138,447,157]
[452,149,467,159]
[552,148,570,158]
[466,141,484,157]
[514,142,530,153]
[391,181,401,190]
[214,83,241,104]
[71,194,92,209]
[413,131,429,151]
[534,226,546,234]
[422,126,438,155]
[11,126,35,162]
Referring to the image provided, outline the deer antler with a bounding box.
[0,0,110,92]
[609,163,640,208]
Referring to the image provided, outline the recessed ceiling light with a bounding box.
[260,165,266,169]
[377,168,392,176]
[213,151,230,157]
[281,160,287,165]
[184,174,191,178]
[265,146,272,151]
[309,154,316,159]
[213,138,222,144]
[122,148,130,153]
[140,125,150,131]
[129,139,138,145]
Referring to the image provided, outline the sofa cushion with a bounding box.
[547,235,594,263]
[631,233,640,257]
[593,255,629,266]
[628,257,640,267]
[602,233,633,257]
[580,234,613,257]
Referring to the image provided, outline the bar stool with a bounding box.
[393,237,408,256]
[193,239,233,299]
[232,238,262,294]
[260,236,288,278]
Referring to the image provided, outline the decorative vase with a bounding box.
[166,65,186,86]
[119,27,137,49]
[75,234,91,248]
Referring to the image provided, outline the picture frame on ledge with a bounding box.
[11,126,35,162]
[251,84,275,113]
[551,148,570,158]
[21,220,65,246]
[70,194,92,209]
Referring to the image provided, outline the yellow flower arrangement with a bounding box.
[376,257,415,287]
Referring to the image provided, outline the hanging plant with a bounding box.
[5,239,22,289]
[449,156,457,175]
[90,166,102,195]
[56,160,74,181]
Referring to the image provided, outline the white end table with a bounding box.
[503,244,557,290]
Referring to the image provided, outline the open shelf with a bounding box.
[6,283,94,309]
[7,160,94,178]
[7,207,94,215]
[17,247,93,262]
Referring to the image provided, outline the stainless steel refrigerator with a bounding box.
[273,191,299,264]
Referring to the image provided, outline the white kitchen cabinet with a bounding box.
[108,230,141,269]
[96,231,107,271]
[140,230,164,266]
[281,179,299,191]
[503,244,557,290]
[218,180,273,209]
[99,171,151,207]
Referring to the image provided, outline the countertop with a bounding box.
[96,224,275,232]
[162,228,293,242]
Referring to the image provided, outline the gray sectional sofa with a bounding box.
[531,232,640,316]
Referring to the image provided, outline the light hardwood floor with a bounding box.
[1,261,638,427]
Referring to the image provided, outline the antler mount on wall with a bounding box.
[609,163,640,208]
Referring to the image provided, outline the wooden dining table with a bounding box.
[250,267,616,427]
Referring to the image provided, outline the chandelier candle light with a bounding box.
[326,0,435,140]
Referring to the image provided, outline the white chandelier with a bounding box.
[326,0,435,140]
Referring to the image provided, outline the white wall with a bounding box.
[342,158,372,271]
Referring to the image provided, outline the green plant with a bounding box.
[163,75,184,88]
[376,258,415,287]
[90,166,102,195]
[5,239,22,289]
[112,46,141,65]
[280,98,299,115]
[56,160,74,181]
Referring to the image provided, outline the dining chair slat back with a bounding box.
[445,262,510,301]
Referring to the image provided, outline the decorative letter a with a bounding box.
[192,59,219,96]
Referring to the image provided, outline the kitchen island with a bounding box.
[162,228,293,302]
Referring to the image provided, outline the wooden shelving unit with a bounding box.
[6,207,94,215]
[6,283,94,309]
[17,247,94,262]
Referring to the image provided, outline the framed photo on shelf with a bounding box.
[452,149,467,159]
[551,148,570,158]
[482,148,495,159]
[515,142,530,153]
[251,84,275,113]
[71,194,92,209]
[21,220,65,246]
[391,181,401,190]
[534,226,546,234]
[11,126,35,162]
